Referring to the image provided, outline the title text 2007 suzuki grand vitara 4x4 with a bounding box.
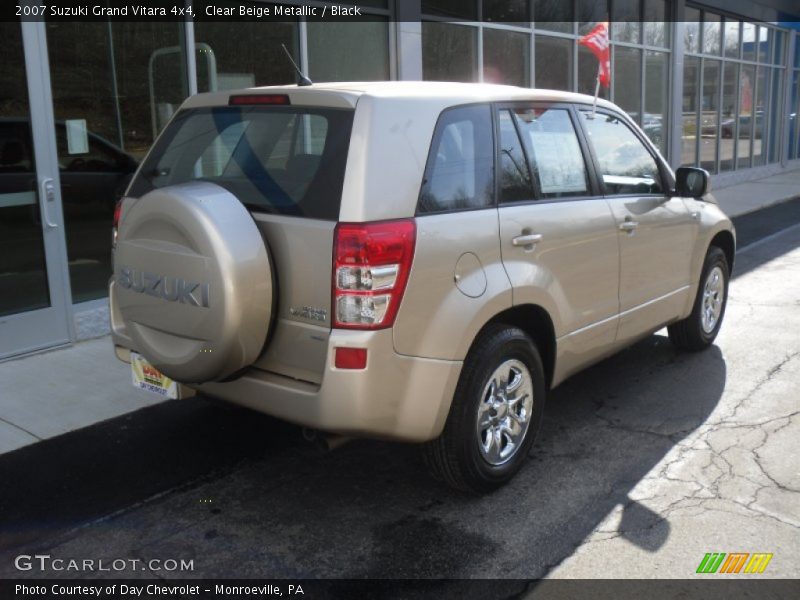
[110,82,734,492]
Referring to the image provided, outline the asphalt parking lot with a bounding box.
[1,204,799,584]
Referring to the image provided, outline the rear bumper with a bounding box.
[116,329,462,443]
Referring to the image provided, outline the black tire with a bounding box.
[668,246,729,351]
[423,324,546,494]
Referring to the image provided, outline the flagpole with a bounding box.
[592,65,601,119]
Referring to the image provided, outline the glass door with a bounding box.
[0,22,72,359]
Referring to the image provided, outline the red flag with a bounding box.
[579,22,610,88]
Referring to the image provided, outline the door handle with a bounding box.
[619,220,639,232]
[511,233,543,247]
[40,178,58,229]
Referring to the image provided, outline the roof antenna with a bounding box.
[281,44,312,87]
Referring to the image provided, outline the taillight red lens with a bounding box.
[112,198,124,248]
[113,199,123,229]
[333,220,416,330]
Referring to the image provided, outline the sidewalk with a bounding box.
[712,167,800,217]
[0,337,162,454]
[1,167,799,455]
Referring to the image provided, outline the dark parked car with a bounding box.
[0,117,138,214]
[720,112,764,139]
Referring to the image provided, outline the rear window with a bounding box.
[128,106,354,220]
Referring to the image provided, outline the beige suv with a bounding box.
[110,82,734,492]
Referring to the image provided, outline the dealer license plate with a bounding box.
[131,352,179,399]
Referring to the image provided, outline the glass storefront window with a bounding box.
[771,30,784,65]
[422,22,478,82]
[720,62,738,171]
[768,67,783,163]
[645,51,668,155]
[742,23,756,62]
[790,71,799,160]
[723,20,740,59]
[702,13,721,55]
[46,22,187,303]
[533,0,572,33]
[684,8,701,54]
[483,28,530,86]
[535,35,572,91]
[737,64,755,169]
[482,0,530,25]
[757,27,770,64]
[307,21,389,81]
[643,0,670,47]
[700,59,720,173]
[796,33,800,68]
[753,66,768,165]
[681,55,700,166]
[0,23,51,316]
[423,0,477,19]
[194,22,298,92]
[612,0,640,44]
[577,0,608,36]
[614,47,642,117]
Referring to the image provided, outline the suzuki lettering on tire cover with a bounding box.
[112,182,273,382]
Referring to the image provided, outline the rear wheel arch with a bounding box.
[482,304,556,390]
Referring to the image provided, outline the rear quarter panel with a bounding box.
[393,210,513,360]
[339,95,451,222]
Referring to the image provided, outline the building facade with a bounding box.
[1,0,799,359]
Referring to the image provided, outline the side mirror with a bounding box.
[675,166,711,198]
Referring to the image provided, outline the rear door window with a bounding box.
[417,104,494,214]
[498,109,534,203]
[128,106,353,220]
[512,107,590,199]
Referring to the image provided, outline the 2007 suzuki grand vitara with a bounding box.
[110,82,734,492]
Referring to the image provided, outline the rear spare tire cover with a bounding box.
[114,182,273,383]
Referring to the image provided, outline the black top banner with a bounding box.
[10,0,799,23]
[11,1,380,22]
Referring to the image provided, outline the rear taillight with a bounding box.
[333,220,416,330]
[111,198,123,248]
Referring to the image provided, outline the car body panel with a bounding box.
[393,209,513,360]
[110,82,735,442]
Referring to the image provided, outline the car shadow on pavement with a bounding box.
[730,196,800,279]
[0,332,725,583]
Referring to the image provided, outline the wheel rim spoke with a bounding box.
[700,266,725,334]
[475,359,535,466]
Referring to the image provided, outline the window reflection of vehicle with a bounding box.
[720,111,764,138]
[0,117,138,213]
[627,112,663,146]
[0,117,139,302]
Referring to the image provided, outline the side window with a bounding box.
[56,125,124,173]
[418,104,494,213]
[498,109,533,203]
[581,112,664,195]
[513,107,590,199]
